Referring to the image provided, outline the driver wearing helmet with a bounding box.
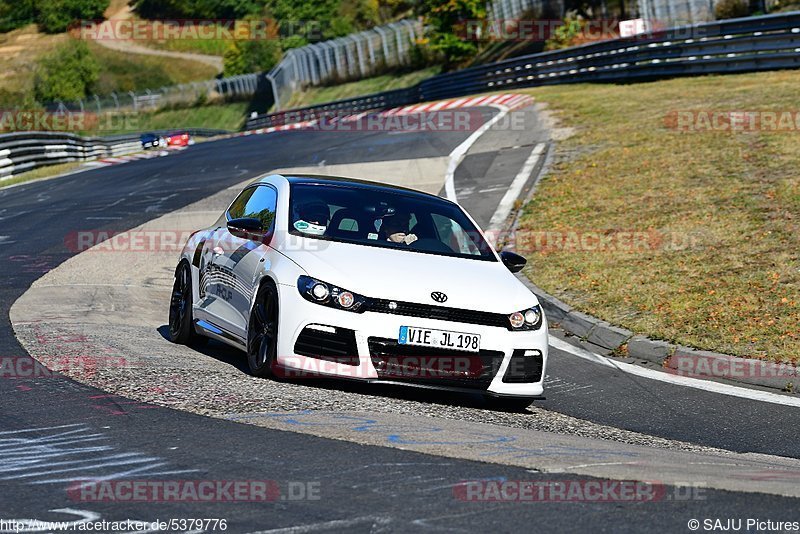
[293,202,330,236]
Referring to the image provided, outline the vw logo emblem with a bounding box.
[430,291,448,303]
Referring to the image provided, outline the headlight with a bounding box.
[508,305,543,330]
[297,275,367,313]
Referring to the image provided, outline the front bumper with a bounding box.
[275,283,548,397]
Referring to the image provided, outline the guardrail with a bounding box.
[267,19,422,110]
[245,11,800,129]
[0,128,231,180]
[45,73,266,115]
[0,132,140,179]
[245,86,420,130]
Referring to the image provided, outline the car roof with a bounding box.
[263,174,453,204]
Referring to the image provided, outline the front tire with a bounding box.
[247,280,279,378]
[168,262,201,345]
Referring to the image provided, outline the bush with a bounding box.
[419,0,485,70]
[223,43,248,76]
[134,0,261,19]
[715,0,750,19]
[544,17,585,50]
[36,0,110,33]
[0,0,36,32]
[223,40,281,76]
[34,41,99,102]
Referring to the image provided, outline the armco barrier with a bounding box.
[245,11,800,129]
[0,128,230,180]
[0,132,139,179]
[245,86,420,130]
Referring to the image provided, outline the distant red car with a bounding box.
[165,132,192,147]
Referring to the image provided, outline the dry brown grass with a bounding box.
[518,70,800,361]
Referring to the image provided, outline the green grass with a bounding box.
[140,26,229,57]
[89,42,217,95]
[284,67,441,109]
[0,23,217,108]
[97,101,249,135]
[517,70,800,362]
[0,161,85,189]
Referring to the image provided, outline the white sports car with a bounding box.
[169,174,548,409]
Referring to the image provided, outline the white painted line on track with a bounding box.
[444,104,514,203]
[246,516,392,534]
[549,337,800,408]
[487,142,546,232]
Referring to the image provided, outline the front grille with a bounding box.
[294,326,359,365]
[368,299,510,329]
[502,349,544,383]
[368,337,505,390]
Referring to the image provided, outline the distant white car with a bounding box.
[169,174,548,409]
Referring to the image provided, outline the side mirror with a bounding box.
[500,250,527,273]
[227,217,269,243]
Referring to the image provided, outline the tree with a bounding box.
[419,0,485,69]
[0,0,36,32]
[223,43,248,76]
[133,0,261,19]
[34,41,99,102]
[36,0,110,33]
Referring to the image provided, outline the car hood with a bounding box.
[279,239,537,314]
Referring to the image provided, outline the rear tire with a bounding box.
[247,281,279,378]
[168,262,200,345]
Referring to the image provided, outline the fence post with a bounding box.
[374,26,393,64]
[352,35,364,77]
[392,24,406,60]
[331,38,346,78]
[265,73,280,111]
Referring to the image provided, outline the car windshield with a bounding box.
[289,182,496,261]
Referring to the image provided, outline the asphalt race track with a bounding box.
[1,105,799,532]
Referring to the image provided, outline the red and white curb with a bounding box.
[380,93,534,116]
[84,146,187,169]
[238,93,536,136]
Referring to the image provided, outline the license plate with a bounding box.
[398,326,481,352]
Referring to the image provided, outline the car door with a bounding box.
[207,184,279,339]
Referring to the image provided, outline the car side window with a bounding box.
[431,213,481,255]
[227,187,257,220]
[240,185,278,232]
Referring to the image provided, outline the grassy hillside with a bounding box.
[0,23,217,107]
[519,69,800,362]
[284,67,440,109]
